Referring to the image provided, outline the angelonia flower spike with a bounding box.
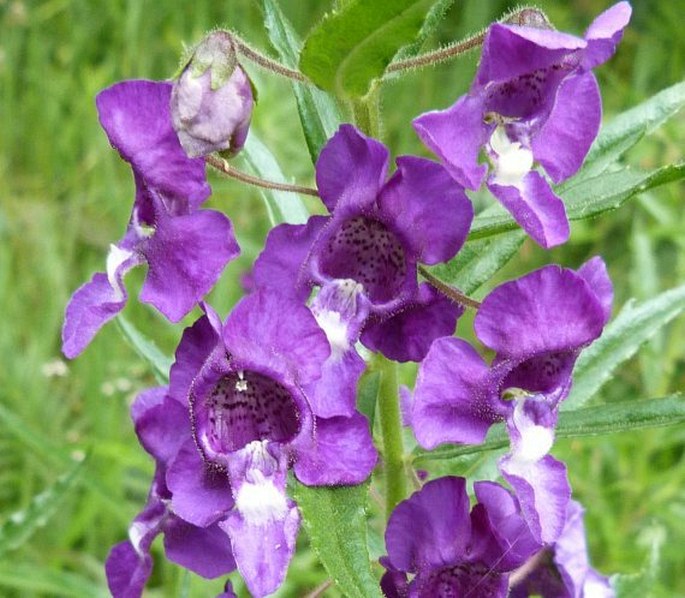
[57,1,672,596]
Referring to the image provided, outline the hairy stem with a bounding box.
[385,6,552,75]
[231,33,310,83]
[418,265,482,310]
[206,155,319,197]
[350,84,381,138]
[375,354,407,518]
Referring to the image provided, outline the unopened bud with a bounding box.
[171,31,254,158]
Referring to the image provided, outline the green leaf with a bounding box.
[299,0,437,98]
[389,0,455,64]
[469,162,685,240]
[413,395,685,463]
[612,524,664,597]
[582,80,685,177]
[260,0,343,162]
[293,481,382,598]
[241,133,310,225]
[426,230,525,295]
[565,284,685,410]
[0,458,85,557]
[356,370,380,431]
[116,315,172,384]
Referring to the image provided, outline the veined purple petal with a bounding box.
[166,439,233,527]
[583,1,632,70]
[377,156,473,265]
[139,208,239,322]
[163,518,236,579]
[252,216,328,301]
[500,453,570,544]
[475,264,607,358]
[578,256,614,324]
[292,413,377,485]
[96,80,210,208]
[488,172,570,249]
[106,541,153,598]
[62,244,143,358]
[412,337,503,448]
[133,391,190,464]
[385,477,471,574]
[532,72,602,183]
[305,348,365,418]
[222,290,330,386]
[413,95,489,190]
[315,124,389,213]
[361,283,462,363]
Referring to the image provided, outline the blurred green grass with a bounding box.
[0,0,683,596]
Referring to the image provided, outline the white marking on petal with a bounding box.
[314,309,349,360]
[235,471,288,527]
[106,244,133,301]
[489,126,534,187]
[235,370,247,392]
[128,520,147,556]
[510,399,554,464]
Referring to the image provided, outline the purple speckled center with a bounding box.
[418,563,503,597]
[319,216,407,304]
[204,370,300,453]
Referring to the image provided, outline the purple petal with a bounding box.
[532,72,602,183]
[412,337,503,449]
[478,24,585,86]
[305,348,366,418]
[475,264,607,358]
[139,209,239,322]
[377,156,473,264]
[500,453,570,544]
[133,392,190,464]
[163,518,236,578]
[292,413,377,485]
[62,247,141,358]
[385,476,471,573]
[166,439,233,527]
[222,290,330,386]
[169,312,222,406]
[488,171,570,248]
[252,216,328,301]
[220,503,300,598]
[361,283,462,363]
[380,563,409,598]
[105,541,152,598]
[578,256,613,324]
[96,80,210,208]
[413,95,489,190]
[583,2,632,70]
[315,124,389,213]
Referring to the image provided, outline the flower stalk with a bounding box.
[418,265,482,310]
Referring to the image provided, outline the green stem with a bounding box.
[374,354,406,518]
[350,84,381,138]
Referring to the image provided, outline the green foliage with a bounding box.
[566,284,685,410]
[116,315,172,384]
[299,0,438,98]
[292,481,382,598]
[261,0,343,162]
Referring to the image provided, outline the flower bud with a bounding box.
[171,31,254,158]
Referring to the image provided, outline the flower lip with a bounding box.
[190,365,303,465]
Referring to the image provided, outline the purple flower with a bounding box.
[380,476,540,597]
[413,2,631,248]
[253,124,473,366]
[164,291,377,597]
[171,31,253,158]
[105,387,236,598]
[62,80,240,358]
[411,258,613,543]
[509,500,614,597]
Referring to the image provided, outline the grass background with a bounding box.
[1,0,683,596]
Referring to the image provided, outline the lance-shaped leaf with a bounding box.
[612,523,664,597]
[241,132,310,225]
[413,395,685,463]
[565,284,685,410]
[293,481,382,598]
[0,561,108,598]
[260,0,343,162]
[300,0,439,98]
[116,315,172,384]
[469,162,685,240]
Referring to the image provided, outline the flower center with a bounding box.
[420,563,504,597]
[319,216,407,304]
[204,370,300,453]
[489,126,533,187]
